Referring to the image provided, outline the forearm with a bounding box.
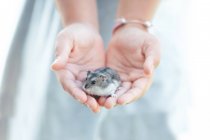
[117,0,160,21]
[55,0,98,29]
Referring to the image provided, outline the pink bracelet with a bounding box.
[112,18,153,34]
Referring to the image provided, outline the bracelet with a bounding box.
[112,18,153,34]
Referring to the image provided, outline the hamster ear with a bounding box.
[87,71,92,76]
[99,75,107,81]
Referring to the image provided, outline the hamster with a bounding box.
[82,67,121,97]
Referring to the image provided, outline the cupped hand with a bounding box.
[99,24,160,109]
[51,23,105,113]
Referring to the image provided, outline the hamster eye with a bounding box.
[91,81,96,85]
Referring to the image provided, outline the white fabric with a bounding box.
[0,0,189,140]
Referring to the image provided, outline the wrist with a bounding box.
[63,18,98,30]
[112,18,150,35]
[65,22,99,33]
[123,23,148,32]
[117,0,160,21]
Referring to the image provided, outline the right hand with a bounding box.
[51,23,105,113]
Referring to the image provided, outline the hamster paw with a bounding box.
[110,86,122,98]
[111,93,117,98]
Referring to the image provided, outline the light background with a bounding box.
[180,0,210,139]
[0,0,210,139]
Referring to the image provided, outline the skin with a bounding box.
[99,0,160,109]
[52,0,160,112]
[51,23,105,113]
[117,0,160,21]
[98,24,160,109]
[52,0,103,113]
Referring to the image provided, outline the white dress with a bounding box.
[0,0,189,140]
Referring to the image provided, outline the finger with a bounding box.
[104,82,131,109]
[61,76,88,103]
[98,83,125,107]
[85,95,101,113]
[104,97,116,109]
[143,55,154,75]
[98,96,107,106]
[117,78,149,105]
[51,34,73,70]
[143,40,160,75]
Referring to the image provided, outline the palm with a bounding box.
[64,37,105,81]
[60,38,105,92]
[99,26,160,108]
[107,39,145,82]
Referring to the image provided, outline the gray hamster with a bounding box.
[82,67,121,97]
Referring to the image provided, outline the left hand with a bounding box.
[99,24,160,109]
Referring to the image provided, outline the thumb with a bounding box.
[143,55,155,75]
[51,35,73,71]
[143,41,160,76]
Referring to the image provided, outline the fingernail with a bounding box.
[95,107,100,113]
[122,102,127,105]
[110,104,114,109]
[53,59,60,64]
[50,65,55,71]
[109,102,115,109]
[122,101,129,105]
[86,104,90,109]
[51,59,58,69]
[77,99,81,103]
[149,64,154,74]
